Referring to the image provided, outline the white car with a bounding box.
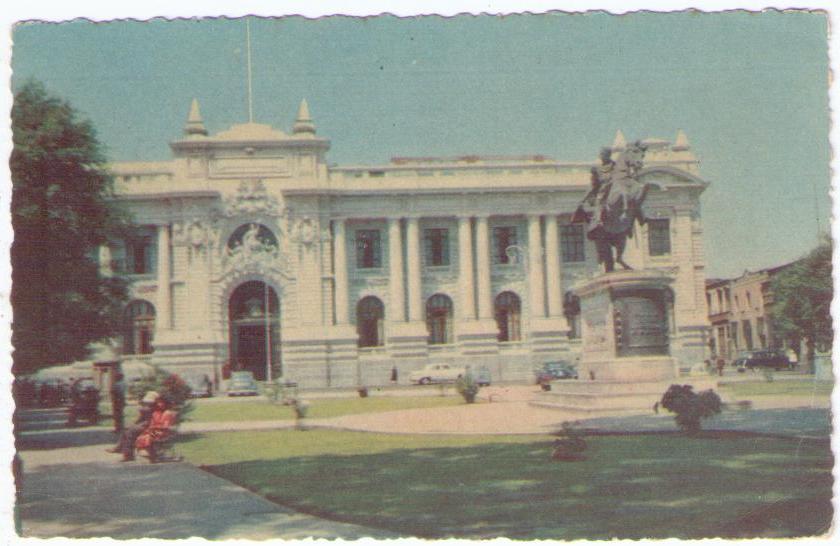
[409,363,467,385]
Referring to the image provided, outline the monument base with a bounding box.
[537,269,691,415]
[533,376,720,415]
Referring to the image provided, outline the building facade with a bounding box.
[705,264,791,361]
[105,99,711,387]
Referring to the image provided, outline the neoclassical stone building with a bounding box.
[105,99,710,387]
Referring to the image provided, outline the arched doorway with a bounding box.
[494,291,521,342]
[357,296,385,347]
[124,300,155,355]
[426,293,454,345]
[229,281,280,381]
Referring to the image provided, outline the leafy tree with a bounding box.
[768,238,833,370]
[11,81,128,375]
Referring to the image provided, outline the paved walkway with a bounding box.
[16,381,832,539]
[16,409,394,540]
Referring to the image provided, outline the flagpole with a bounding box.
[246,17,254,123]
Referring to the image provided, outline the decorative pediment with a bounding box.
[223,179,283,217]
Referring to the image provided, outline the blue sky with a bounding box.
[11,12,830,278]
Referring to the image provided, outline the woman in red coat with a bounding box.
[126,397,176,462]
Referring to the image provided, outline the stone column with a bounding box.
[544,215,564,318]
[406,217,423,322]
[475,216,492,320]
[388,218,405,322]
[333,219,349,324]
[156,224,172,330]
[458,216,475,320]
[527,215,546,318]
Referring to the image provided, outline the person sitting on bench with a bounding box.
[125,396,177,462]
[108,390,157,458]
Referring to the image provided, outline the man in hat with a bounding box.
[107,390,158,461]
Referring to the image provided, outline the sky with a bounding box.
[9,11,831,279]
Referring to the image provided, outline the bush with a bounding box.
[551,421,588,461]
[455,373,479,403]
[660,384,722,435]
[128,366,193,423]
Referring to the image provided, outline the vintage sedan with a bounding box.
[409,363,467,385]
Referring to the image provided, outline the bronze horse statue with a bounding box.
[572,141,653,273]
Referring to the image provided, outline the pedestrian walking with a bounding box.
[390,365,398,384]
[110,372,127,433]
[716,357,725,377]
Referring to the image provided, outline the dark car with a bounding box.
[734,349,792,372]
[535,361,578,384]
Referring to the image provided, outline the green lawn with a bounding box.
[187,395,463,423]
[720,380,833,399]
[178,429,833,539]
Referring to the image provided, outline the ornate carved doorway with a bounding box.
[229,280,280,381]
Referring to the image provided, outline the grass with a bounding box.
[178,429,834,539]
[719,380,833,398]
[187,395,463,423]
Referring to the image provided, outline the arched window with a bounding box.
[227,223,278,250]
[124,300,156,355]
[494,291,521,342]
[357,296,385,348]
[426,294,453,345]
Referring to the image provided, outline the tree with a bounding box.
[11,81,129,375]
[768,238,833,371]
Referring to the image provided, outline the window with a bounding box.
[756,317,766,348]
[357,296,385,347]
[423,228,450,266]
[729,322,739,350]
[112,226,157,274]
[355,229,382,269]
[426,294,453,344]
[746,291,753,309]
[494,292,522,342]
[492,226,517,264]
[560,224,586,262]
[124,300,155,355]
[742,320,754,350]
[647,218,671,256]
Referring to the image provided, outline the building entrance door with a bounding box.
[229,281,280,381]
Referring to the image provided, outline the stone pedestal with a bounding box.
[536,270,710,414]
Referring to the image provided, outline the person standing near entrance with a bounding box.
[110,372,127,433]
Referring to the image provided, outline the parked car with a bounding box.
[409,363,466,385]
[182,371,213,398]
[535,361,578,384]
[734,349,793,372]
[227,371,259,396]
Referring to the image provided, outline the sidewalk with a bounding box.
[16,409,393,540]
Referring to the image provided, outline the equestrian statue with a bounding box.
[571,140,652,273]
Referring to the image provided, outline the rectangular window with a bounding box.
[647,218,671,256]
[492,226,518,264]
[560,224,586,262]
[355,229,382,269]
[112,227,156,275]
[423,228,450,266]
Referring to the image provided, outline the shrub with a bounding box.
[551,421,588,461]
[660,384,722,435]
[128,366,193,423]
[455,373,479,403]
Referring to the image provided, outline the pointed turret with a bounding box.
[293,99,316,135]
[184,98,208,137]
[612,129,626,151]
[672,129,690,151]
